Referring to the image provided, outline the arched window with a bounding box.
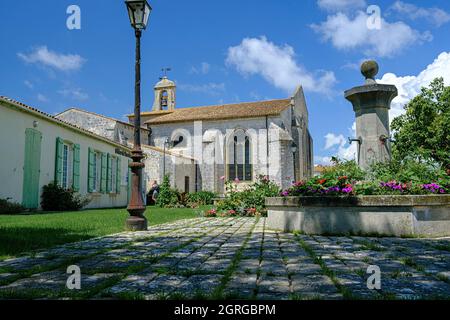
[227,129,252,181]
[172,135,186,148]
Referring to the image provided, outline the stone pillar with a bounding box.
[344,60,398,169]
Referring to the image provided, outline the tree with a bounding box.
[155,175,179,208]
[391,78,450,171]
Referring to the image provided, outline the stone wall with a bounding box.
[266,195,450,237]
[142,145,195,193]
[56,109,150,146]
[147,111,311,194]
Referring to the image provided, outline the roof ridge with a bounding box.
[58,107,149,131]
[176,98,291,111]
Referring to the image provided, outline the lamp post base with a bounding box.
[126,215,148,231]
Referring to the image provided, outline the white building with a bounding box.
[129,77,314,193]
[0,96,131,210]
[0,76,314,211]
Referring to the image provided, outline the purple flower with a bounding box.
[342,186,353,194]
[422,183,446,194]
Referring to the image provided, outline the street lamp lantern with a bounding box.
[125,0,152,30]
[124,0,152,231]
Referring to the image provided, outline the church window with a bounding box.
[227,130,252,182]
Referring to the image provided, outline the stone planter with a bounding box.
[266,195,450,237]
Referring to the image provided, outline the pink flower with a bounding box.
[220,176,226,181]
[234,178,240,183]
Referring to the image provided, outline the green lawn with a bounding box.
[0,206,207,261]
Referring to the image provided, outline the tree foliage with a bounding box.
[391,78,450,170]
[155,175,180,208]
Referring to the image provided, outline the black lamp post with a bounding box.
[125,0,152,231]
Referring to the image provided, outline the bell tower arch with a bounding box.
[152,73,176,111]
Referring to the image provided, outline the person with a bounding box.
[149,180,160,203]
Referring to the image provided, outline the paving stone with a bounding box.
[174,274,223,297]
[197,258,232,273]
[291,274,342,300]
[237,259,260,274]
[288,261,323,276]
[225,274,257,298]
[257,276,290,295]
[1,217,449,300]
[260,259,288,276]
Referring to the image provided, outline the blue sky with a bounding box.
[1,0,449,164]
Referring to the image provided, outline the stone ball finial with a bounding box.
[361,60,379,81]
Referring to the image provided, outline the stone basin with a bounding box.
[266,195,450,237]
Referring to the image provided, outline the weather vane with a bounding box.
[160,67,172,79]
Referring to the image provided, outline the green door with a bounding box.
[22,128,42,209]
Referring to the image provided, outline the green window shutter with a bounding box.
[73,144,81,192]
[106,153,113,193]
[88,148,95,193]
[55,137,64,185]
[101,152,107,193]
[116,157,121,194]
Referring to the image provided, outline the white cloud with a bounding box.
[314,155,333,165]
[379,51,450,121]
[58,88,89,101]
[226,36,336,94]
[178,82,225,95]
[318,51,450,165]
[317,0,366,12]
[18,46,85,72]
[324,131,357,161]
[324,133,346,150]
[190,62,211,75]
[311,11,432,57]
[37,93,48,103]
[24,80,34,89]
[390,1,450,27]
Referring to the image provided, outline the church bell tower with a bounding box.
[152,75,176,112]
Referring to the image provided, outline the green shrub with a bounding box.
[369,159,449,185]
[186,191,217,205]
[41,182,91,211]
[0,198,24,214]
[322,157,366,182]
[282,157,449,197]
[215,175,281,216]
[155,175,180,208]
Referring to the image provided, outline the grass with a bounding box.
[0,206,208,261]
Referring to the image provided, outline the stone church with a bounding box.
[58,76,314,195]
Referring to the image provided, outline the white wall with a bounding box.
[142,145,196,193]
[0,102,130,209]
[148,116,294,193]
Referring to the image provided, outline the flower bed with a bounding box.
[269,159,450,237]
[203,175,280,217]
[281,159,449,197]
[282,178,448,197]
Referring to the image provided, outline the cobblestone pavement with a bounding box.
[0,217,449,300]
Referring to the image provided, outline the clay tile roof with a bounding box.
[144,98,291,125]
